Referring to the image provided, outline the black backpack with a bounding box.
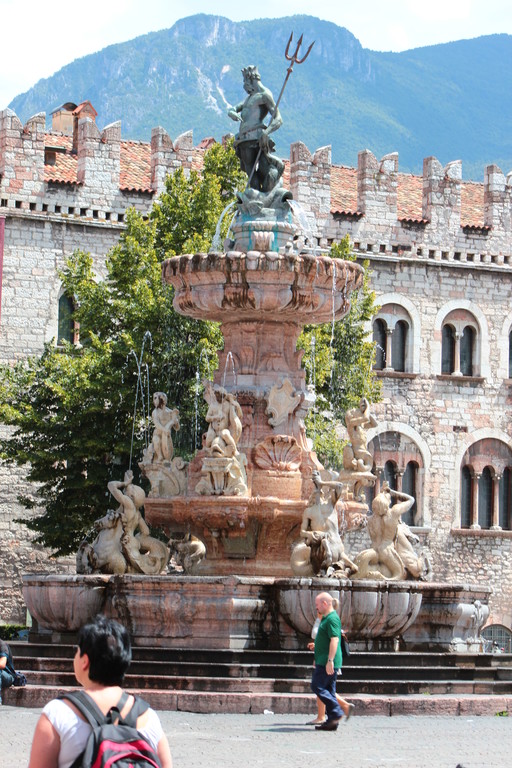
[60,690,162,768]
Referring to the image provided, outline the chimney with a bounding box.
[72,101,98,154]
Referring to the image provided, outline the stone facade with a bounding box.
[0,102,511,641]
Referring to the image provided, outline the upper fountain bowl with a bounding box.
[162,251,364,325]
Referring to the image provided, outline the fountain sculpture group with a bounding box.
[23,59,489,652]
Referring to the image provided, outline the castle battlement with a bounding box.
[1,105,512,264]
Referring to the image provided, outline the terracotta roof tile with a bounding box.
[119,141,152,192]
[396,173,423,221]
[42,131,486,228]
[331,165,358,214]
[460,181,484,228]
[44,135,77,184]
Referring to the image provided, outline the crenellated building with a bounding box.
[1,102,511,650]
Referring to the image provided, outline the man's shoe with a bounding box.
[315,719,339,731]
[306,718,325,725]
[345,703,355,721]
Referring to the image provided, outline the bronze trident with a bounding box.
[246,32,315,188]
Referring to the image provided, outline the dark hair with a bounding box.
[77,615,132,686]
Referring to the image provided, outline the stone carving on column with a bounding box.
[451,598,489,652]
[265,377,302,427]
[139,393,188,497]
[196,381,248,496]
[337,397,377,501]
[352,482,432,581]
[77,470,169,575]
[290,470,358,577]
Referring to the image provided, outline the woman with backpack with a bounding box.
[27,615,172,768]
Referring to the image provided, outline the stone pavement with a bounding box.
[1,706,511,768]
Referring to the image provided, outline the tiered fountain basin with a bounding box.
[163,251,363,391]
[23,574,490,651]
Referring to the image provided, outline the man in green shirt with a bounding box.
[309,592,344,731]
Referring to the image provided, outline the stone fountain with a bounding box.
[23,58,490,653]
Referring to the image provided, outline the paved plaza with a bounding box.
[1,706,510,768]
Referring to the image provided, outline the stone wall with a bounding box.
[1,103,512,634]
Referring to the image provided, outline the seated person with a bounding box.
[0,639,16,702]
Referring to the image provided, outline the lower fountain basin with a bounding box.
[22,574,490,652]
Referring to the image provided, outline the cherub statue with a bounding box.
[149,392,180,463]
[343,398,377,473]
[76,470,169,575]
[338,397,377,501]
[196,381,248,496]
[140,397,188,497]
[352,482,430,581]
[290,471,358,577]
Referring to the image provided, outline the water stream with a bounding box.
[210,201,237,252]
[128,331,153,470]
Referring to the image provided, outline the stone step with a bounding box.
[7,643,512,714]
[9,665,512,696]
[11,642,512,667]
[14,655,512,684]
[11,641,512,669]
[3,684,512,717]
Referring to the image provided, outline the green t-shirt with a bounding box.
[314,610,343,668]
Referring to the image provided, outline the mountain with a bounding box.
[8,15,512,179]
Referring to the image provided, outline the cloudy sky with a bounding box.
[1,0,511,109]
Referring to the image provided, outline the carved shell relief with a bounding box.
[253,435,302,471]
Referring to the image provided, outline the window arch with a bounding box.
[373,319,386,370]
[442,324,455,374]
[499,468,512,530]
[440,309,480,377]
[372,303,413,373]
[460,466,472,528]
[384,460,397,491]
[481,624,512,654]
[460,326,474,376]
[509,330,512,378]
[460,439,512,530]
[401,461,418,526]
[391,320,408,372]
[58,293,77,345]
[368,431,425,526]
[478,467,493,529]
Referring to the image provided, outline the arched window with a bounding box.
[460,440,512,530]
[384,460,397,493]
[460,326,474,376]
[391,320,407,372]
[373,319,386,370]
[440,309,481,377]
[478,467,493,529]
[370,432,424,526]
[401,461,417,526]
[481,624,512,654]
[499,468,511,531]
[460,466,472,528]
[442,324,455,374]
[58,293,76,345]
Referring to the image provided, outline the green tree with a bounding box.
[299,237,381,469]
[0,141,244,555]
